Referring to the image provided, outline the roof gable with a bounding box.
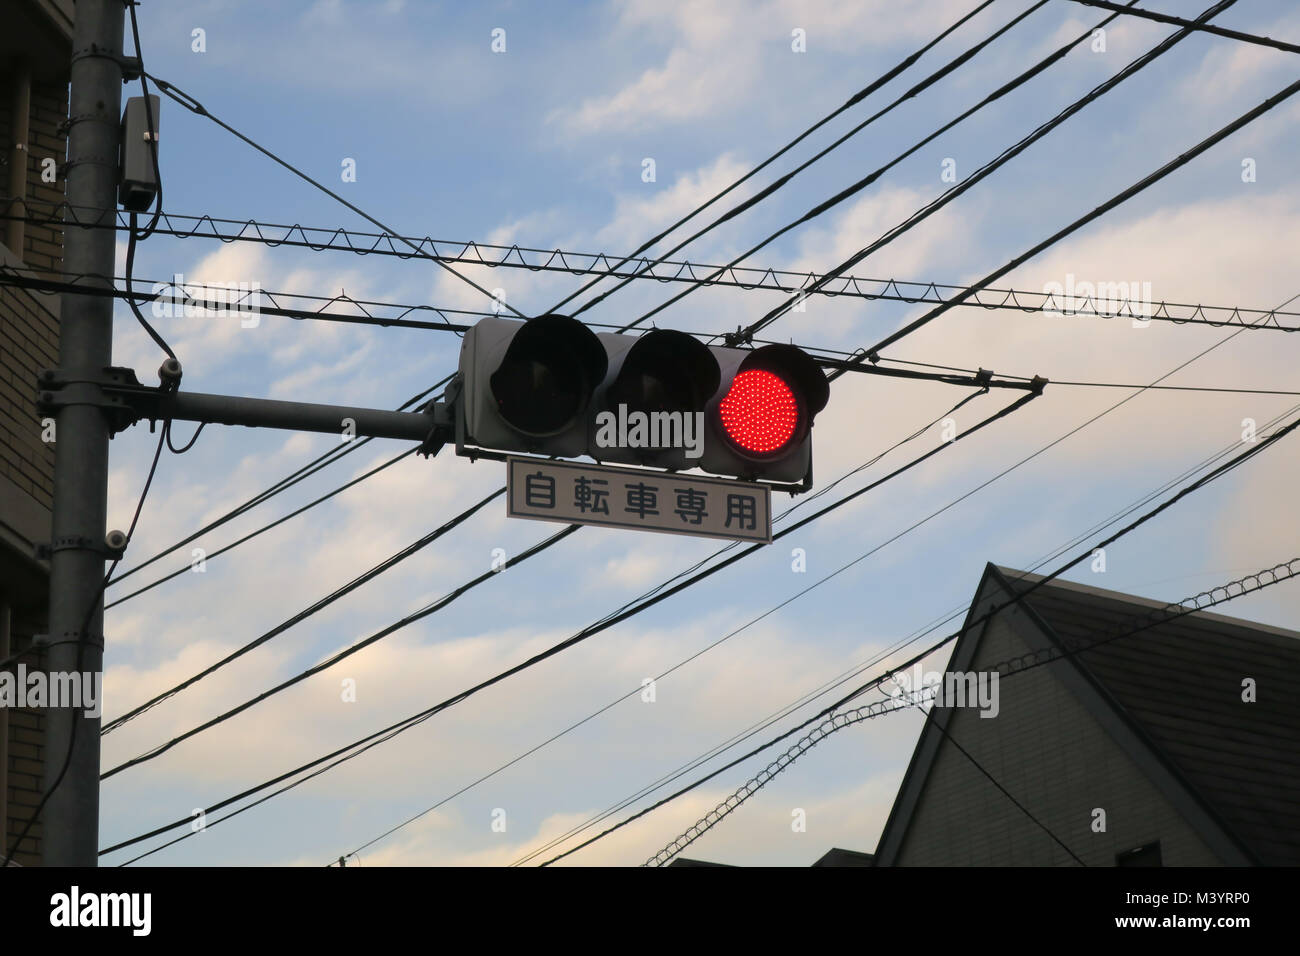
[994,566,1300,866]
[874,563,1288,864]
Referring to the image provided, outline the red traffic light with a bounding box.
[719,368,800,455]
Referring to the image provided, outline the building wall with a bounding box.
[1,9,71,866]
[892,614,1223,866]
[1,74,66,508]
[3,704,46,865]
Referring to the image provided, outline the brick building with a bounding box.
[1,0,73,866]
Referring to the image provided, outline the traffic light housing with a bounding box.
[455,315,828,489]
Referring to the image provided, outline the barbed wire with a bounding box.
[4,197,1297,331]
[643,558,1300,866]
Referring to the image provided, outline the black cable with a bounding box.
[108,374,451,589]
[141,71,522,318]
[537,416,1300,865]
[547,0,999,315]
[99,385,1037,859]
[121,5,175,357]
[101,514,574,778]
[566,0,1041,319]
[0,268,472,333]
[910,691,1087,865]
[643,556,1300,867]
[104,445,416,608]
[123,211,176,361]
[1068,0,1300,55]
[107,387,993,774]
[331,390,987,864]
[818,351,1300,396]
[163,419,204,454]
[12,261,1295,391]
[838,43,1300,360]
[101,487,504,737]
[614,0,1146,333]
[741,0,1237,345]
[511,297,1299,863]
[125,0,163,240]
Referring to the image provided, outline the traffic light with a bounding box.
[455,315,829,488]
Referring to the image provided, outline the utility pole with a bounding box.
[42,0,124,866]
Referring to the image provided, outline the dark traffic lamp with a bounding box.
[593,328,721,470]
[460,314,606,458]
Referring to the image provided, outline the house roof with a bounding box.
[812,848,875,867]
[876,563,1300,865]
[991,565,1300,866]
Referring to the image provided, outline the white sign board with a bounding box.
[506,456,772,544]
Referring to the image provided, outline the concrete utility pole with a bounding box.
[42,0,124,866]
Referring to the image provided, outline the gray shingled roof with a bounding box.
[994,566,1300,866]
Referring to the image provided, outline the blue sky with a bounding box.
[92,0,1300,865]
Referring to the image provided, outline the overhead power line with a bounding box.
[566,0,1050,318]
[102,374,452,595]
[101,503,573,781]
[110,284,1298,861]
[832,74,1300,361]
[820,352,1300,396]
[328,390,989,864]
[137,72,521,317]
[538,417,1300,867]
[99,386,1040,859]
[508,300,1299,865]
[740,0,1240,345]
[87,3,1020,764]
[104,448,415,608]
[837,69,1300,360]
[1068,0,1300,55]
[12,263,1296,397]
[101,488,504,736]
[101,387,1034,783]
[547,0,1001,315]
[619,0,1154,335]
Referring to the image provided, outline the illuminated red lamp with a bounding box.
[719,369,800,455]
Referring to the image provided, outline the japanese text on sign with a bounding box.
[507,457,772,544]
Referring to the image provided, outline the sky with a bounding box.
[86,0,1300,866]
